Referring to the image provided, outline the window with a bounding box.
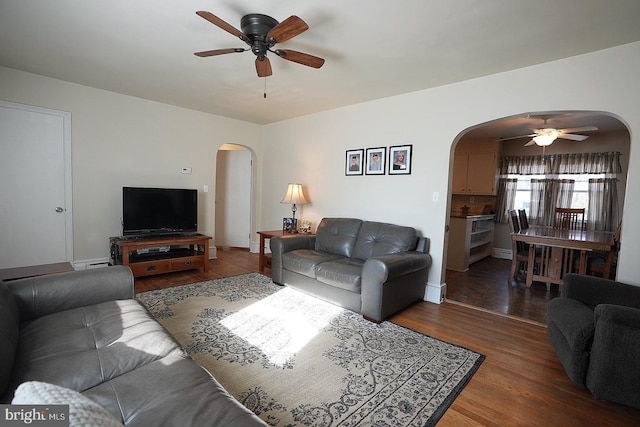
[496,152,621,231]
[511,173,605,224]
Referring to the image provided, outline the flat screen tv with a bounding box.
[122,187,197,236]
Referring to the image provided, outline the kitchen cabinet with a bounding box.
[452,139,498,195]
[446,215,495,272]
[452,152,497,194]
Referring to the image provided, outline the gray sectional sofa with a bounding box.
[0,266,266,426]
[270,218,432,322]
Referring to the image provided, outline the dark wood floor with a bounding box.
[135,248,640,426]
[445,256,560,324]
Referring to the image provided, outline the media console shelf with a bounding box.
[110,234,212,277]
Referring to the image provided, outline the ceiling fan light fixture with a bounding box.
[533,128,560,146]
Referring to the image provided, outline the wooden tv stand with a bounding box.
[110,234,212,277]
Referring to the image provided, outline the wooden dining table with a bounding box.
[510,226,615,287]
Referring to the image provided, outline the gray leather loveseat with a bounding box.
[270,218,431,322]
[1,266,266,426]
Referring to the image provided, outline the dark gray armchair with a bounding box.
[547,273,640,409]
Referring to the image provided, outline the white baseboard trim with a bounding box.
[425,282,447,304]
[492,248,513,259]
[250,241,269,254]
[73,257,111,270]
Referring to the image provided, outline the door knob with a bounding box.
[55,207,64,213]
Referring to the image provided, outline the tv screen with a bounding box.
[122,187,197,236]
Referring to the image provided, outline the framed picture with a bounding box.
[389,144,412,175]
[282,217,296,232]
[365,147,386,175]
[345,149,364,175]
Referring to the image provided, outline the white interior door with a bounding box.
[0,101,72,268]
[215,149,251,248]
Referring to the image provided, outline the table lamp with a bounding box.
[280,183,308,233]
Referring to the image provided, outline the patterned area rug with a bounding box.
[137,273,484,426]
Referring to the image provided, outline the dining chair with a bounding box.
[508,210,530,282]
[586,224,622,280]
[518,209,530,229]
[553,207,585,230]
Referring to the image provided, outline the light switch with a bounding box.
[432,192,439,202]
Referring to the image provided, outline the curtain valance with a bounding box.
[499,152,622,175]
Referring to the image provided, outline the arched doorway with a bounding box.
[444,110,630,322]
[215,144,253,249]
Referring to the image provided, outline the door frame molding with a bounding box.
[0,100,74,263]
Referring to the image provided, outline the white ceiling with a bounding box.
[2,0,640,128]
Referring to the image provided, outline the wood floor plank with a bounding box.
[135,248,640,426]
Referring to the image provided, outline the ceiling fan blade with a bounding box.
[524,139,537,146]
[558,133,589,141]
[194,48,245,57]
[255,57,272,77]
[196,11,248,42]
[499,134,536,142]
[274,49,325,68]
[559,126,598,134]
[266,16,309,43]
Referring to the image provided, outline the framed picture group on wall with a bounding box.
[345,144,412,176]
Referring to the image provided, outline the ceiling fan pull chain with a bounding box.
[264,76,267,98]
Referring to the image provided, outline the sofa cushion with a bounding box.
[316,258,365,293]
[282,250,345,278]
[84,353,266,426]
[12,381,121,427]
[352,221,418,261]
[0,282,20,397]
[6,299,184,400]
[315,218,363,258]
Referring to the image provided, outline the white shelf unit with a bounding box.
[446,215,495,272]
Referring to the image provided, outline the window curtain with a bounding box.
[495,178,517,223]
[526,179,573,225]
[500,151,622,175]
[587,178,619,231]
[496,151,621,225]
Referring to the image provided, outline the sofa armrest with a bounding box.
[547,297,595,353]
[594,304,640,329]
[6,266,135,321]
[562,274,640,310]
[361,251,431,322]
[587,304,640,409]
[269,235,315,284]
[362,252,431,284]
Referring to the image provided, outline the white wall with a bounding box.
[2,42,639,291]
[260,42,640,290]
[0,66,262,263]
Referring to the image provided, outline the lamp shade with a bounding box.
[280,183,308,205]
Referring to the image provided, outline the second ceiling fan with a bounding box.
[501,117,598,147]
[194,11,325,77]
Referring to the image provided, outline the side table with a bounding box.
[257,230,287,273]
[0,262,74,282]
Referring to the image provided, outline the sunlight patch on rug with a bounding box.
[137,273,484,427]
[220,287,343,367]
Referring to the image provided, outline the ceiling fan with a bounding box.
[194,11,325,77]
[500,117,598,147]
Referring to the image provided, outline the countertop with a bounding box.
[450,214,496,219]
